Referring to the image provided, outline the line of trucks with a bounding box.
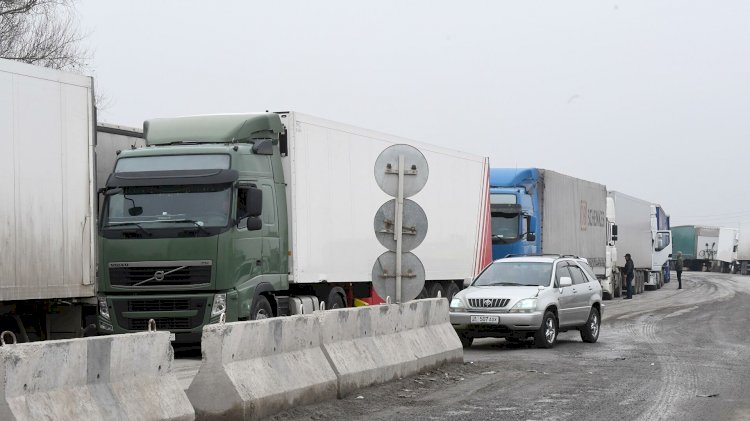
[0,58,676,343]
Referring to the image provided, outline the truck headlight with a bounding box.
[98,296,110,320]
[450,297,466,312]
[211,293,227,317]
[509,298,538,313]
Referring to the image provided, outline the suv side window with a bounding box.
[568,266,588,285]
[555,262,571,288]
[577,261,597,282]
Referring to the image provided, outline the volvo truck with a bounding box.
[96,112,492,343]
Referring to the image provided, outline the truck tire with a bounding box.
[250,296,273,320]
[445,282,460,302]
[326,289,346,309]
[534,311,557,349]
[428,282,445,299]
[580,307,600,343]
[614,276,621,298]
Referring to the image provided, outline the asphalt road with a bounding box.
[264,272,750,421]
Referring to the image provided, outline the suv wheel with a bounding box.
[459,333,473,348]
[580,307,600,343]
[534,311,557,348]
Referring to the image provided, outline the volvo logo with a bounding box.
[483,299,493,307]
[153,270,165,282]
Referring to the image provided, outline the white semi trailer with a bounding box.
[608,191,672,293]
[0,58,97,340]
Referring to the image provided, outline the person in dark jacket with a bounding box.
[675,251,684,289]
[624,253,635,299]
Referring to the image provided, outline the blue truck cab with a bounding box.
[489,168,540,259]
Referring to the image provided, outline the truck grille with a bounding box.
[112,297,206,331]
[128,299,191,312]
[127,318,191,330]
[468,298,510,308]
[109,264,211,287]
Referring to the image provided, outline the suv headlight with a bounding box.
[509,298,538,313]
[98,296,110,320]
[211,293,227,317]
[450,297,466,312]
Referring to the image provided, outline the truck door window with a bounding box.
[655,232,671,252]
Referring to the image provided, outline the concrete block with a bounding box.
[186,314,337,420]
[318,298,463,397]
[0,331,194,421]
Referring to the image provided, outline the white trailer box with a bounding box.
[95,124,145,191]
[716,227,738,264]
[608,192,653,269]
[736,223,750,274]
[538,170,608,274]
[277,112,491,286]
[0,58,96,301]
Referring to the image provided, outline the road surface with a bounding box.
[263,272,750,420]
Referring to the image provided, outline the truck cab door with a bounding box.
[653,230,672,269]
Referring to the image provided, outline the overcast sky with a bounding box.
[76,1,750,228]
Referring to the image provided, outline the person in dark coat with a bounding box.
[675,251,684,289]
[624,253,635,299]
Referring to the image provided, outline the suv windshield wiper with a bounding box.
[105,221,152,237]
[159,219,211,236]
[487,282,526,286]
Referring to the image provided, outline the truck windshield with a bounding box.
[103,184,232,229]
[491,213,519,241]
[473,261,553,287]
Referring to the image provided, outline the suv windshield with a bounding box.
[473,261,553,287]
[102,184,232,229]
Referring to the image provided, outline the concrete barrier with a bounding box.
[186,314,338,420]
[0,331,194,421]
[318,297,463,397]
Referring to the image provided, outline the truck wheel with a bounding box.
[445,282,460,302]
[580,307,600,343]
[459,333,473,348]
[428,283,445,299]
[534,311,557,349]
[250,296,273,320]
[326,290,346,309]
[614,277,621,298]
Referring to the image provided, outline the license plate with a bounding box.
[471,315,499,324]
[169,332,176,342]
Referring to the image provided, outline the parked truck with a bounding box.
[0,58,97,341]
[96,112,492,343]
[488,168,617,297]
[608,192,672,293]
[734,223,750,275]
[672,225,719,271]
[715,227,738,273]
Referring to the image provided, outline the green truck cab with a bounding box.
[97,114,288,343]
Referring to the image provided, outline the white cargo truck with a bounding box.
[735,224,750,275]
[0,58,97,340]
[715,227,738,273]
[608,191,672,293]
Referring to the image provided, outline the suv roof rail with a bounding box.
[503,253,563,258]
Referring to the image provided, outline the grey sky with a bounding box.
[76,0,750,228]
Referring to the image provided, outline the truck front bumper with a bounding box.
[450,311,543,338]
[97,293,218,344]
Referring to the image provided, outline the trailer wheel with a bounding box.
[250,296,273,320]
[445,282,460,302]
[459,333,473,348]
[326,289,346,309]
[428,283,445,299]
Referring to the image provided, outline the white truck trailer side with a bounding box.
[735,223,750,275]
[608,191,672,293]
[715,227,738,273]
[0,58,96,340]
[278,112,492,300]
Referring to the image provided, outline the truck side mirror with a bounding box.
[246,187,263,217]
[527,232,536,242]
[612,224,618,242]
[246,217,262,231]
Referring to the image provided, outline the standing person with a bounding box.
[675,251,684,289]
[624,253,635,299]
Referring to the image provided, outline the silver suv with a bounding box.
[450,255,603,348]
